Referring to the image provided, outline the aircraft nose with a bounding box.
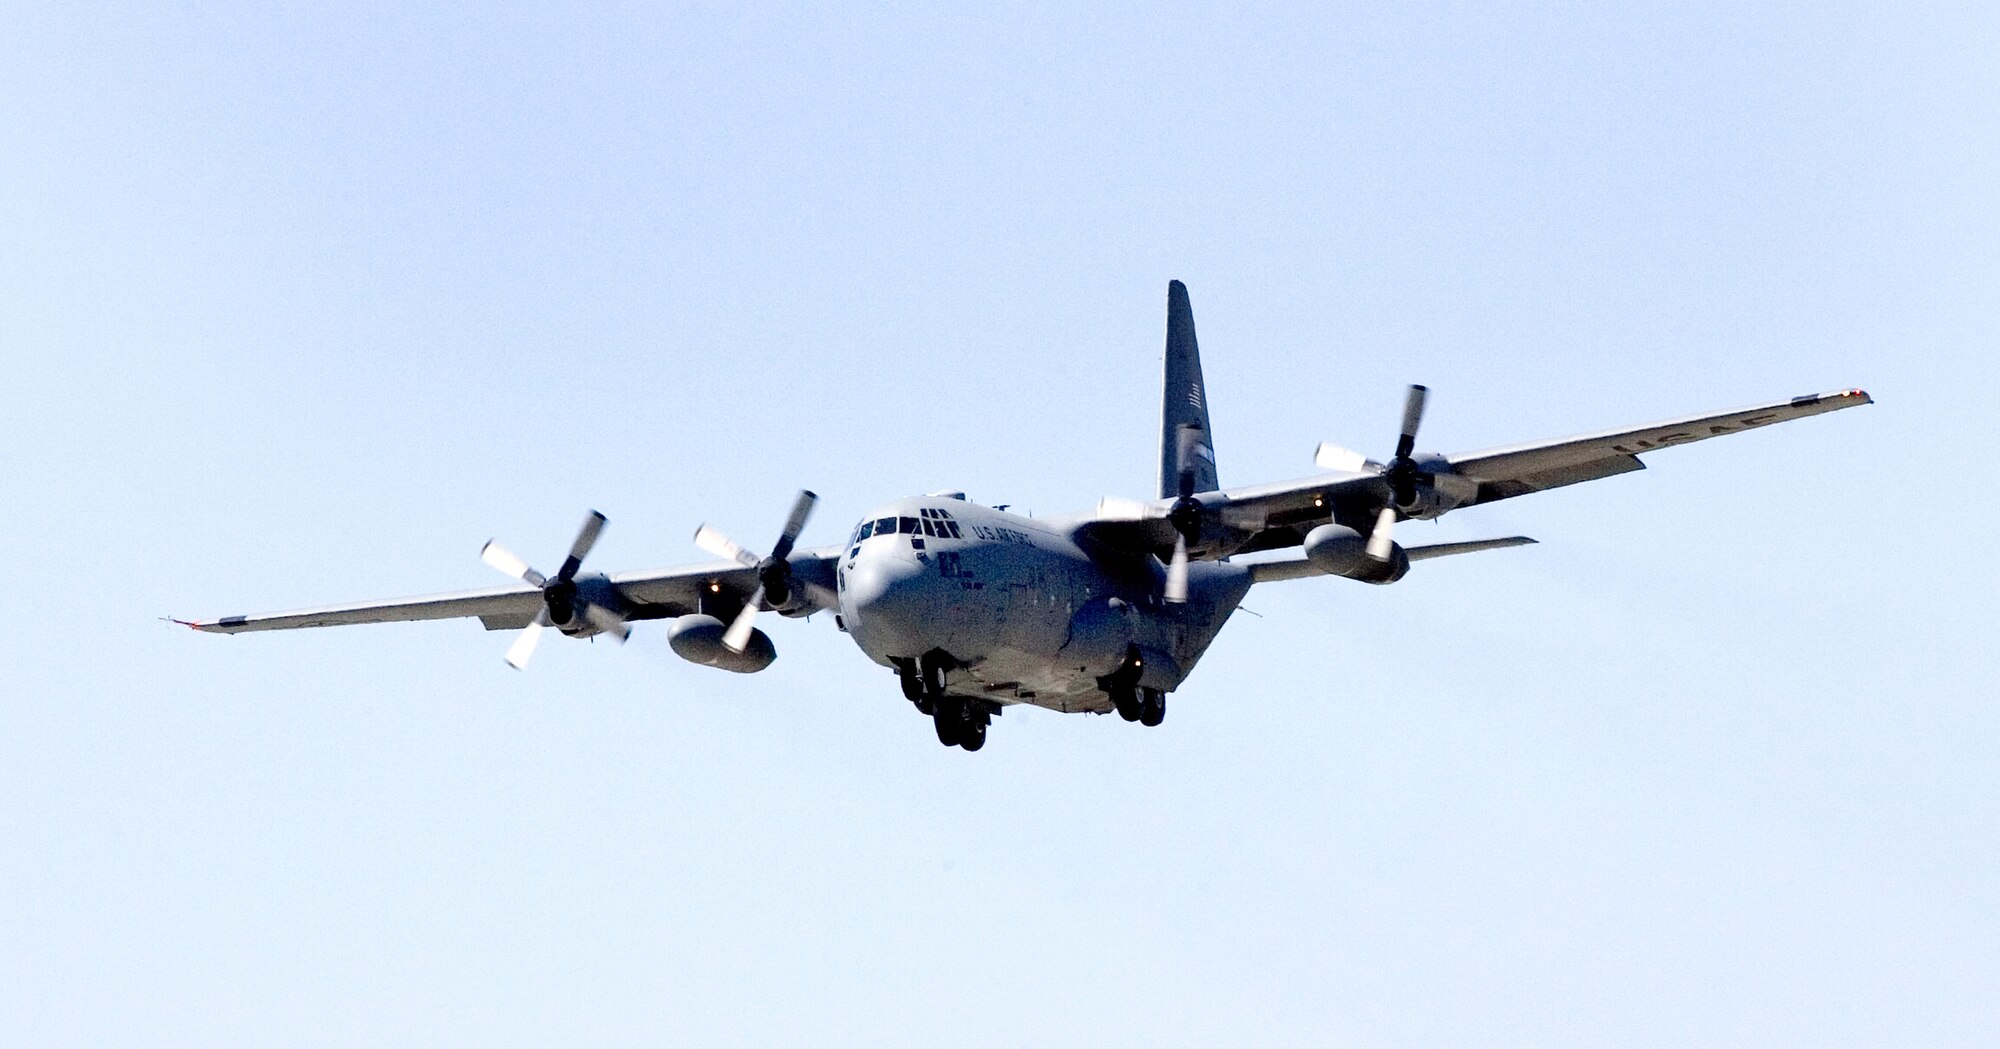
[844,552,933,654]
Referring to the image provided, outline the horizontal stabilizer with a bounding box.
[1247,535,1535,583]
[1405,536,1538,561]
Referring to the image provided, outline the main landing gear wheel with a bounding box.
[932,696,965,747]
[1139,688,1166,727]
[897,660,935,715]
[910,651,989,750]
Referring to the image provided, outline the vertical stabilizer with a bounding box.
[1159,280,1220,498]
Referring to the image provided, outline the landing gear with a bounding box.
[908,650,990,751]
[932,694,964,747]
[896,659,933,714]
[929,692,992,750]
[1110,684,1142,722]
[1099,646,1164,726]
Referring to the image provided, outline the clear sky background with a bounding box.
[4,2,1995,1045]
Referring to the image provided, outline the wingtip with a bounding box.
[1791,388,1874,410]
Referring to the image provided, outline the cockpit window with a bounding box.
[854,510,962,544]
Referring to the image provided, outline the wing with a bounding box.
[1446,388,1873,505]
[1069,388,1870,561]
[184,584,546,634]
[186,548,842,634]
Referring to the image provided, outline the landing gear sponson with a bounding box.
[898,647,1167,751]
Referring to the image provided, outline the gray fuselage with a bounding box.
[834,496,1252,714]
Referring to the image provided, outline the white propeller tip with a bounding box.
[1164,536,1190,603]
[481,540,540,584]
[1314,443,1370,473]
[1365,506,1398,561]
[721,590,762,653]
[1096,496,1150,522]
[504,618,545,669]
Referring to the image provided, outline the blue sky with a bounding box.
[4,2,1996,1045]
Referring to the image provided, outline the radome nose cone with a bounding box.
[845,554,929,652]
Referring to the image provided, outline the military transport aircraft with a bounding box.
[183,282,1871,751]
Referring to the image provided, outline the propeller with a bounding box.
[1094,428,1208,604]
[1365,384,1428,563]
[480,510,627,670]
[693,489,818,653]
[1163,426,1206,604]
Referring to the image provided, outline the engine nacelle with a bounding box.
[1303,523,1409,584]
[667,614,777,674]
[1396,454,1478,520]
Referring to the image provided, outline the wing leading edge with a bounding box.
[1069,388,1871,561]
[1447,388,1872,505]
[184,550,843,635]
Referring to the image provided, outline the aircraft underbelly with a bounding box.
[950,640,1116,714]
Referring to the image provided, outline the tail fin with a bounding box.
[1159,280,1220,498]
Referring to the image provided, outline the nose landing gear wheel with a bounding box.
[1110,685,1142,722]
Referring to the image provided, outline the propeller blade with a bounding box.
[1165,533,1190,604]
[504,611,549,670]
[553,510,607,583]
[1175,426,1203,499]
[582,603,630,643]
[768,489,818,562]
[1095,495,1152,521]
[722,587,764,653]
[1366,505,1398,562]
[1314,443,1378,473]
[1394,385,1428,460]
[481,540,546,588]
[694,524,762,569]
